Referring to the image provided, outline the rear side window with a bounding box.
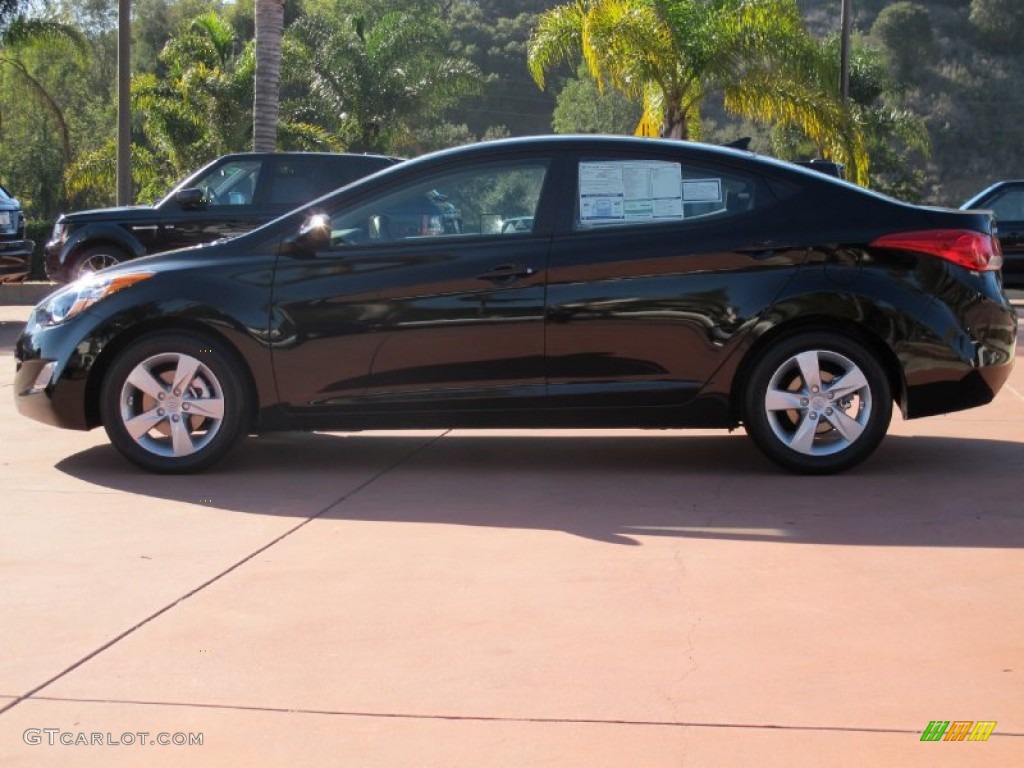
[575,158,758,229]
[323,157,392,192]
[270,156,393,205]
[986,188,1024,223]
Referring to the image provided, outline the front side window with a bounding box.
[193,160,262,207]
[328,161,549,246]
[575,158,757,229]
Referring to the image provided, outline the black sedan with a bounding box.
[13,136,1017,474]
[961,180,1024,288]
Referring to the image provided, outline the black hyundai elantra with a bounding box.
[13,136,1018,474]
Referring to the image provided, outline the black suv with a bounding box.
[0,184,33,283]
[45,152,398,283]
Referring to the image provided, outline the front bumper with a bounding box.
[0,239,34,282]
[14,307,97,431]
[43,239,68,282]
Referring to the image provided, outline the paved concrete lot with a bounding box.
[1,303,1022,766]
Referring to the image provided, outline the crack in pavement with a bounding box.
[0,430,450,718]
[15,695,1024,738]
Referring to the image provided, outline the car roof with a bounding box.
[213,151,399,163]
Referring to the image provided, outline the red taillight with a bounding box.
[870,229,1003,272]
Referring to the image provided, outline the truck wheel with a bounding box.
[72,245,129,280]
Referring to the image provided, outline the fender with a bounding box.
[58,222,147,268]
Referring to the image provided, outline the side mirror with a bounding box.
[175,188,207,209]
[284,213,331,256]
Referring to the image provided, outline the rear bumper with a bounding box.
[903,283,1017,419]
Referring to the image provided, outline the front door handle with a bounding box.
[477,263,536,284]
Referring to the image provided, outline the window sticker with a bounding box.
[579,161,683,225]
[682,179,722,204]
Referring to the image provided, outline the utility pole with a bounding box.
[116,0,132,206]
[840,0,852,101]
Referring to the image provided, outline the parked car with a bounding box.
[0,183,34,283]
[44,151,399,283]
[15,136,1016,474]
[961,181,1024,288]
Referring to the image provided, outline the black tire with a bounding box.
[100,332,250,473]
[742,331,892,474]
[72,245,128,280]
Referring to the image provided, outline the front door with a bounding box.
[270,157,556,420]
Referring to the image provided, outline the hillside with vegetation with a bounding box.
[798,0,1024,204]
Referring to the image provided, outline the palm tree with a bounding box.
[288,11,483,154]
[528,0,870,184]
[253,0,284,151]
[132,12,254,176]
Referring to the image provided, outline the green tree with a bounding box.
[287,10,482,153]
[871,2,933,81]
[774,35,930,200]
[552,65,641,134]
[1,3,84,167]
[65,11,255,202]
[529,0,870,183]
[969,0,1024,52]
[447,1,558,138]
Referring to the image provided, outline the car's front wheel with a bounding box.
[743,332,892,474]
[100,332,250,473]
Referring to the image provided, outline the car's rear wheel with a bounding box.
[743,332,892,474]
[72,245,128,280]
[100,332,250,473]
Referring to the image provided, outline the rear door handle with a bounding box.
[477,264,536,284]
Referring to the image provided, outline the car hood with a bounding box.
[0,199,21,212]
[59,205,157,223]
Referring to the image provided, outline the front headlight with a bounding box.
[51,216,67,243]
[39,272,154,326]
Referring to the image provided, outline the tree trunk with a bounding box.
[660,102,688,141]
[253,0,284,152]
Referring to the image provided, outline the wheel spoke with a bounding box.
[172,355,201,394]
[126,366,168,400]
[169,418,196,456]
[124,407,166,440]
[826,368,868,400]
[823,407,865,444]
[795,351,822,393]
[787,414,820,454]
[765,387,806,412]
[184,396,224,420]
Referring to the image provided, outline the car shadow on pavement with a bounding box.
[54,431,1024,548]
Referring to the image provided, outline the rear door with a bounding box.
[544,148,807,420]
